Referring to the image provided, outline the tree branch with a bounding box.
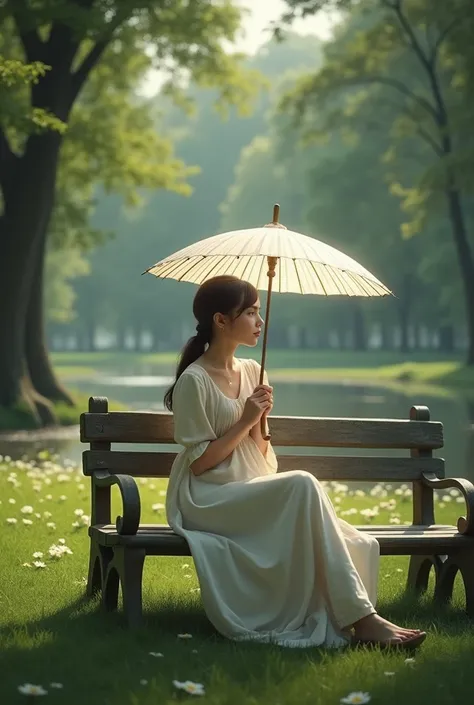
[340,74,439,122]
[366,94,444,156]
[390,0,433,75]
[429,17,464,68]
[7,0,44,62]
[70,8,130,101]
[415,126,444,157]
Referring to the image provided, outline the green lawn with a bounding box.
[1,453,472,705]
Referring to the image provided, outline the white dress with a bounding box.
[166,357,379,648]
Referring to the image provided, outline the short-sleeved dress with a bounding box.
[165,357,379,649]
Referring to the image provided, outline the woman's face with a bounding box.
[226,298,264,347]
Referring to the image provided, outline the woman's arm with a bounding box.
[190,418,253,476]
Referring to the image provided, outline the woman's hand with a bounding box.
[241,385,273,429]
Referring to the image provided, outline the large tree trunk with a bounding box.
[25,250,74,405]
[445,186,474,364]
[0,222,56,425]
[0,133,63,424]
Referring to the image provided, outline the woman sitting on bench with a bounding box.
[164,275,427,651]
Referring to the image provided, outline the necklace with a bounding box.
[204,358,237,386]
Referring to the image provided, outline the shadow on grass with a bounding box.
[1,589,473,705]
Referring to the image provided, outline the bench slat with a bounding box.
[89,523,473,556]
[83,450,445,481]
[81,412,443,449]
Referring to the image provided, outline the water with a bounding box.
[0,363,473,482]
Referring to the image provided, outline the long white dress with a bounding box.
[165,357,379,649]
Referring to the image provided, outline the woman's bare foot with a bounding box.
[352,613,426,648]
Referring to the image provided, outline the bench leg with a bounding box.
[435,551,474,617]
[86,540,114,597]
[102,560,120,613]
[406,554,446,595]
[112,546,146,629]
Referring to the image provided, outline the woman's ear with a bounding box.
[213,312,227,331]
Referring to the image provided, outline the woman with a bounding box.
[164,275,426,650]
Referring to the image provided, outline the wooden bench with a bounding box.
[80,396,474,628]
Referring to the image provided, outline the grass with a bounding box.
[1,454,473,705]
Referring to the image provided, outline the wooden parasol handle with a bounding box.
[260,255,277,441]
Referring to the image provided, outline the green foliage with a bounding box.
[0,53,66,133]
[44,249,90,324]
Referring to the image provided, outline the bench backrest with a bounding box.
[80,397,445,484]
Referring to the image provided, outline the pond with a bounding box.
[0,361,473,482]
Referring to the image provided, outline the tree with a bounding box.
[0,0,258,425]
[64,32,323,352]
[279,0,474,363]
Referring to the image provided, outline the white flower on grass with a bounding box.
[49,543,73,559]
[191,588,201,593]
[59,495,67,502]
[21,505,34,514]
[58,538,66,544]
[6,518,17,525]
[43,511,52,519]
[46,522,56,530]
[159,490,166,496]
[173,680,205,696]
[18,683,48,696]
[49,683,63,689]
[404,657,416,667]
[33,561,47,569]
[45,494,52,500]
[152,503,165,512]
[57,473,71,483]
[149,651,164,657]
[384,672,395,676]
[72,521,80,528]
[359,508,378,522]
[182,563,190,569]
[140,679,148,685]
[177,633,193,639]
[340,692,371,704]
[80,514,90,525]
[8,498,16,504]
[33,552,44,559]
[191,649,198,654]
[74,508,84,516]
[184,574,192,579]
[22,519,33,526]
[22,562,32,568]
[389,516,401,524]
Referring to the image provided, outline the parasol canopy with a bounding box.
[144,205,392,439]
[144,208,391,298]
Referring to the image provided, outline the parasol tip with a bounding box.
[272,203,280,224]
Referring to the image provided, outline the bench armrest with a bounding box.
[92,470,141,535]
[421,472,474,536]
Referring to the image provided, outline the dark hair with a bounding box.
[164,275,258,411]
